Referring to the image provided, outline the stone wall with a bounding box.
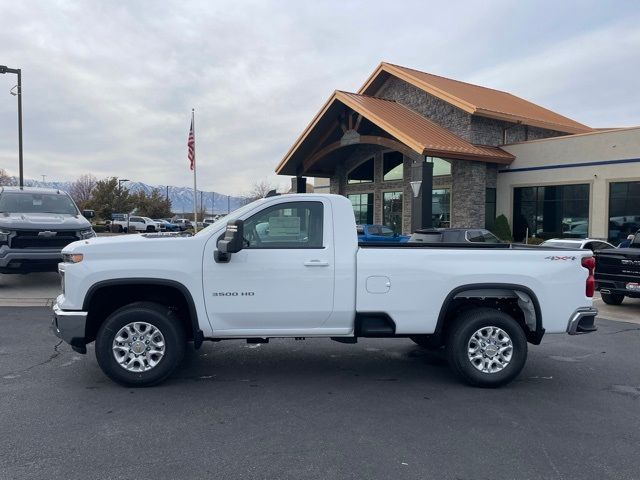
[470,116,567,146]
[376,76,472,140]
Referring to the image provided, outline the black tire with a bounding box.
[95,302,186,387]
[446,308,527,388]
[146,226,154,232]
[409,335,443,350]
[601,292,624,305]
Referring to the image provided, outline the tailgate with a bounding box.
[595,249,640,282]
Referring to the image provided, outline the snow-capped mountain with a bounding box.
[8,178,247,215]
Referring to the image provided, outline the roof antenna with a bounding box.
[265,189,279,197]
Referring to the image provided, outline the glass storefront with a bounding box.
[348,193,374,225]
[513,184,590,241]
[383,191,403,233]
[432,189,450,227]
[608,181,640,244]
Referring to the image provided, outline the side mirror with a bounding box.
[82,209,95,219]
[215,220,244,263]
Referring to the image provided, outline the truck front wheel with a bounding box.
[95,302,186,387]
[446,308,527,388]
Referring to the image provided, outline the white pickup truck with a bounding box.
[53,194,597,388]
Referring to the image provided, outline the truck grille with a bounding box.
[11,230,80,249]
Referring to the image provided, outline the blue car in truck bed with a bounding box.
[357,224,409,243]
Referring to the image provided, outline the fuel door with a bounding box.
[366,275,391,294]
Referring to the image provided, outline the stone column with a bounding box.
[450,160,486,228]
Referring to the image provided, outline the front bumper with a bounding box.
[52,302,88,354]
[0,248,63,272]
[566,307,598,335]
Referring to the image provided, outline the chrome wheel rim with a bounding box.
[467,326,513,374]
[112,322,165,372]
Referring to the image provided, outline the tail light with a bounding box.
[582,256,595,297]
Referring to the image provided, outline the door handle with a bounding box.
[304,260,329,267]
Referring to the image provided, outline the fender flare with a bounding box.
[434,283,545,344]
[83,278,204,348]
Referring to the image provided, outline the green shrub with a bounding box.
[492,214,513,242]
[92,224,109,233]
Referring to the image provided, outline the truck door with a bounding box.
[202,199,335,332]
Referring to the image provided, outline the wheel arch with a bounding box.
[83,278,204,348]
[435,283,544,345]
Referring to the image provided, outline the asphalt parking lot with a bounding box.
[1,304,640,480]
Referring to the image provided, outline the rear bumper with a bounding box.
[51,302,88,353]
[597,281,640,298]
[566,307,598,335]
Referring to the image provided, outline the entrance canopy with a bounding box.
[276,90,515,178]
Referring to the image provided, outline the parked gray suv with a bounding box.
[0,187,96,273]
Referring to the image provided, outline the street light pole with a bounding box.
[1,65,24,188]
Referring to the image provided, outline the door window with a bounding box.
[243,202,323,249]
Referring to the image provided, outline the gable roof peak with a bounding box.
[360,62,592,134]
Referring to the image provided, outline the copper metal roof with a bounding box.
[276,91,514,176]
[337,92,514,162]
[359,63,592,134]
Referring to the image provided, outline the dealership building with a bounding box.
[276,62,640,243]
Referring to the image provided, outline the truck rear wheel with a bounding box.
[446,308,527,388]
[601,292,624,305]
[95,302,186,387]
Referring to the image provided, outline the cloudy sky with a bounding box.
[1,0,639,195]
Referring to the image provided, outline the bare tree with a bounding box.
[70,174,97,210]
[246,179,277,201]
[0,168,16,186]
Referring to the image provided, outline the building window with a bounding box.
[432,188,451,227]
[347,157,374,184]
[513,184,590,241]
[383,191,403,233]
[608,181,640,244]
[348,193,374,225]
[383,151,403,181]
[426,157,452,176]
[485,188,496,230]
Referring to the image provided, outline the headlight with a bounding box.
[80,229,96,239]
[62,253,84,263]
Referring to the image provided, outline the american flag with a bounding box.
[187,117,195,171]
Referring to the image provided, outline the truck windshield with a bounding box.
[0,192,79,215]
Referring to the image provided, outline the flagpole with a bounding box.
[192,108,198,233]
